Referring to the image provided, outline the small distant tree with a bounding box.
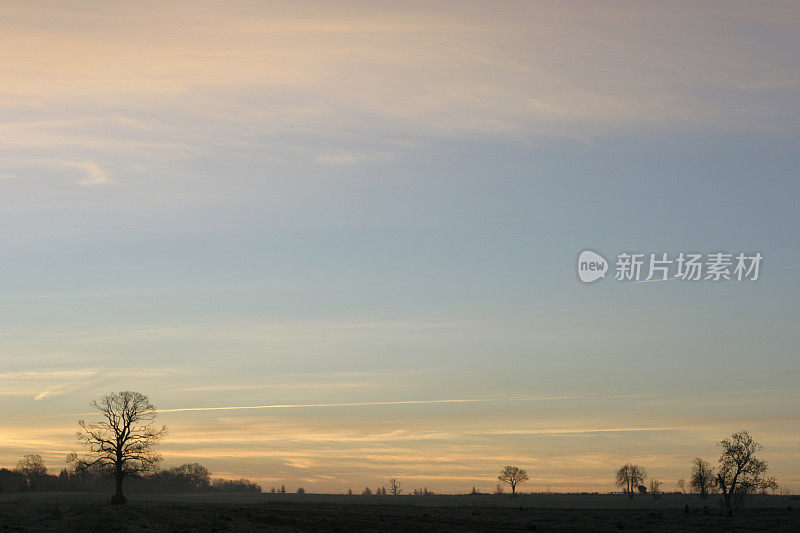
[498,465,528,495]
[296,487,305,494]
[387,478,402,495]
[76,391,167,504]
[715,431,776,515]
[347,488,353,495]
[649,479,662,499]
[676,478,687,494]
[270,486,276,493]
[495,483,503,494]
[280,484,286,493]
[689,458,715,498]
[471,486,478,495]
[362,486,371,495]
[615,464,646,499]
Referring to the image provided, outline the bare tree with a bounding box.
[615,464,646,499]
[689,457,715,498]
[15,454,47,490]
[77,391,167,504]
[386,478,402,495]
[497,465,528,495]
[649,479,662,499]
[715,430,776,515]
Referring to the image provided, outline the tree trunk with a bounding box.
[723,493,733,516]
[111,468,126,505]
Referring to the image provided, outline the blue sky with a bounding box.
[1,1,799,492]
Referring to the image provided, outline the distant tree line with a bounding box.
[0,454,260,495]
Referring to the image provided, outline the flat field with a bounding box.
[1,492,797,531]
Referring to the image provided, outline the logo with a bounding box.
[576,250,763,284]
[577,250,608,283]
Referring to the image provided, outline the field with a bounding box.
[1,492,798,531]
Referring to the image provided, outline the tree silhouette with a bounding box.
[615,464,646,499]
[649,479,662,499]
[15,454,47,490]
[386,478,402,495]
[497,465,528,495]
[76,391,167,504]
[168,463,210,492]
[715,430,777,515]
[689,457,715,498]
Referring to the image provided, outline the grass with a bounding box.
[0,492,797,531]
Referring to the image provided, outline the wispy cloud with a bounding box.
[0,367,193,401]
[61,160,109,185]
[313,151,394,166]
[1,1,797,152]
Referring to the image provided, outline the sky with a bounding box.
[1,0,799,493]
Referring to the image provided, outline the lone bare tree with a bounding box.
[498,465,528,495]
[689,457,715,498]
[615,464,646,499]
[386,478,402,495]
[77,391,167,504]
[715,430,777,515]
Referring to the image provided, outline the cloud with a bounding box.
[61,161,109,185]
[313,151,394,166]
[284,458,315,469]
[0,367,193,401]
[0,1,797,150]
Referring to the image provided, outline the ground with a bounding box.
[0,492,797,531]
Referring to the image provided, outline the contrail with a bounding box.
[155,393,659,414]
[12,393,659,419]
[156,396,578,413]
